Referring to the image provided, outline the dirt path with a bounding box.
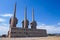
[0,36,60,40]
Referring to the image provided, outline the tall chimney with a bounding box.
[32,8,34,21]
[23,7,29,28]
[9,2,18,27]
[9,2,18,38]
[24,7,27,20]
[14,3,16,17]
[24,7,27,28]
[30,8,37,29]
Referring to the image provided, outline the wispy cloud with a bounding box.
[0,23,9,26]
[0,13,11,35]
[0,13,13,17]
[57,22,60,25]
[0,25,9,35]
[0,18,5,22]
[0,21,60,35]
[37,24,60,34]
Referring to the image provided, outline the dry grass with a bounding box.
[0,36,60,40]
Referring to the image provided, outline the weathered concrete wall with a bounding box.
[8,27,47,37]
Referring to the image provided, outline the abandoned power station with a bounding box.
[8,3,47,38]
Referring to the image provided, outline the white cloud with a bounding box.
[0,23,9,35]
[0,13,12,35]
[37,24,60,34]
[58,23,60,25]
[0,18,5,22]
[0,25,9,35]
[1,23,9,26]
[0,13,13,17]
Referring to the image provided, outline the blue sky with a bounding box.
[0,0,60,35]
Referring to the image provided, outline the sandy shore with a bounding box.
[0,36,60,40]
